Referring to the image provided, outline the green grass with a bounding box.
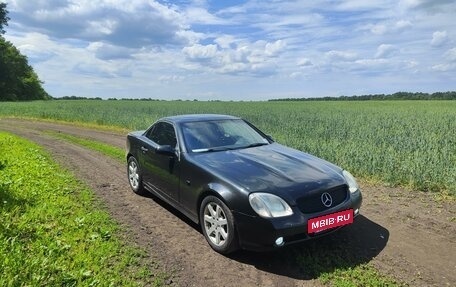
[293,243,401,287]
[0,132,168,286]
[321,265,399,287]
[44,130,125,162]
[1,100,454,195]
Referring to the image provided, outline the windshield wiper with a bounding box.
[238,142,269,149]
[192,146,236,153]
[192,142,269,153]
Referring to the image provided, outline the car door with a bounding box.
[140,121,180,202]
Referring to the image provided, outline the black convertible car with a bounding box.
[126,114,362,254]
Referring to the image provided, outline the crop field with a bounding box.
[1,100,454,196]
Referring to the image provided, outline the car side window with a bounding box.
[146,122,177,147]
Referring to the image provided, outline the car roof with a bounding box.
[161,114,240,124]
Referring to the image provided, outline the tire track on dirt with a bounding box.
[1,118,455,287]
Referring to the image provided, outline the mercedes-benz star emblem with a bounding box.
[321,192,333,207]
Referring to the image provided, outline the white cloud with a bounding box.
[431,47,456,71]
[395,20,413,30]
[214,35,237,49]
[289,71,303,78]
[297,58,312,67]
[87,42,134,60]
[430,31,448,47]
[183,7,228,24]
[355,58,389,67]
[8,0,190,47]
[326,50,358,61]
[431,63,454,71]
[445,47,456,62]
[405,60,419,69]
[13,32,57,62]
[357,17,414,36]
[158,75,185,83]
[259,13,324,30]
[401,0,455,11]
[264,40,286,57]
[375,44,396,58]
[179,38,287,76]
[372,24,388,35]
[400,0,422,9]
[359,20,412,36]
[85,19,118,36]
[336,0,389,11]
[183,44,218,59]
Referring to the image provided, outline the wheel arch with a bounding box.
[126,152,133,161]
[196,183,235,223]
[197,190,221,224]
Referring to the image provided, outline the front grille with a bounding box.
[297,185,348,214]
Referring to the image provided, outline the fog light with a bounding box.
[354,208,359,215]
[275,237,284,247]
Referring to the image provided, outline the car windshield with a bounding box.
[181,119,269,152]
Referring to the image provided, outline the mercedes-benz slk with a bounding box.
[126,114,362,254]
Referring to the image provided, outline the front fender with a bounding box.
[200,182,253,216]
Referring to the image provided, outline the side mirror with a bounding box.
[155,145,176,156]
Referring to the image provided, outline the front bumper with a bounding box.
[233,190,362,251]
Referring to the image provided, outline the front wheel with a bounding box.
[200,196,238,254]
[127,156,144,195]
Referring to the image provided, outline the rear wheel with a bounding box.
[127,156,144,195]
[200,196,238,254]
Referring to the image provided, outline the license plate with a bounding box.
[308,209,353,234]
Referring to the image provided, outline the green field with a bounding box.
[1,100,455,195]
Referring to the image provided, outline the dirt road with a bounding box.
[1,118,455,287]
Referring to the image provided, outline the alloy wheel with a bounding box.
[128,160,139,189]
[203,202,229,247]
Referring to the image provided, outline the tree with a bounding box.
[0,39,51,101]
[1,2,9,35]
[0,3,51,101]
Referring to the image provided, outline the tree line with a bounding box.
[269,91,456,101]
[0,3,50,101]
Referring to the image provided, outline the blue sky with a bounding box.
[3,0,456,100]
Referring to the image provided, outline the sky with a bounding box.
[2,0,456,100]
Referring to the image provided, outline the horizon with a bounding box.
[45,90,455,102]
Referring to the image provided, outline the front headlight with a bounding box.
[343,170,360,193]
[249,193,293,218]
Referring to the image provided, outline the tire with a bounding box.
[127,156,144,195]
[200,195,238,254]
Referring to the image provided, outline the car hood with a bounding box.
[191,143,346,202]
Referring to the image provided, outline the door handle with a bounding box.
[141,146,149,153]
